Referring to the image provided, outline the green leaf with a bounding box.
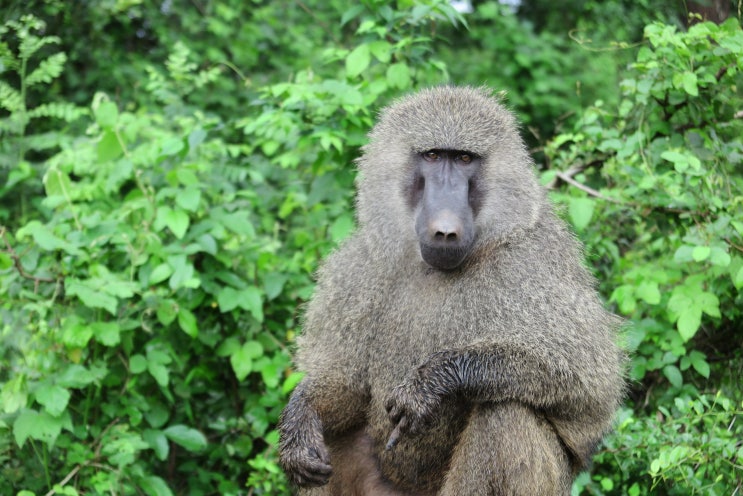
[688,351,710,378]
[13,409,67,448]
[691,246,710,261]
[138,475,173,496]
[177,308,198,338]
[346,44,371,78]
[34,384,70,417]
[217,287,241,312]
[156,206,190,239]
[709,247,731,267]
[369,40,392,63]
[733,265,743,289]
[149,263,174,285]
[662,365,683,388]
[92,321,120,347]
[66,278,118,315]
[148,362,169,387]
[157,299,178,326]
[330,214,355,242]
[61,319,93,348]
[44,168,73,199]
[143,429,170,462]
[230,341,263,381]
[1,376,28,414]
[0,252,12,270]
[681,71,699,96]
[282,371,305,395]
[568,197,594,231]
[264,272,288,300]
[97,130,123,163]
[676,307,701,341]
[130,354,147,374]
[386,63,411,90]
[635,281,661,305]
[94,101,119,128]
[56,364,96,388]
[175,187,201,212]
[163,425,207,452]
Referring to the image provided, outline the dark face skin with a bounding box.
[408,149,482,270]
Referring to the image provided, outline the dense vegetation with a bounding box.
[1,1,741,494]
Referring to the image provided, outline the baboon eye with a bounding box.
[423,151,439,162]
[458,154,472,164]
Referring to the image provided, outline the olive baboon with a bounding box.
[278,86,624,495]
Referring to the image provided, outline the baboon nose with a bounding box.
[430,211,463,244]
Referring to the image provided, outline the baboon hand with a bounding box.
[280,437,332,487]
[384,377,441,450]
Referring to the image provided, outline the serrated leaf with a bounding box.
[568,197,594,231]
[346,44,371,78]
[26,52,67,87]
[34,384,70,417]
[163,425,207,452]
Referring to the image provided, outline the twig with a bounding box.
[44,464,84,496]
[0,225,57,285]
[553,171,624,204]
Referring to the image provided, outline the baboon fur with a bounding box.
[278,86,624,495]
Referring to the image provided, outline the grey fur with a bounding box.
[278,86,624,495]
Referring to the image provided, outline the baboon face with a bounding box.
[408,149,481,270]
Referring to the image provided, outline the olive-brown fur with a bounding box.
[278,86,624,495]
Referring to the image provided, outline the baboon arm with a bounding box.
[386,344,619,463]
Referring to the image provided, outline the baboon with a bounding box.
[278,86,624,495]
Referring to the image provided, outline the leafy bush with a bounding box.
[546,17,743,494]
[0,4,462,494]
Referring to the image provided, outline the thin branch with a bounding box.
[0,225,56,284]
[554,171,624,204]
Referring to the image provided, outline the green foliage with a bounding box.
[1,2,742,495]
[0,4,461,494]
[546,17,743,493]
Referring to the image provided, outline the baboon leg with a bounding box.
[298,428,428,496]
[439,402,572,496]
